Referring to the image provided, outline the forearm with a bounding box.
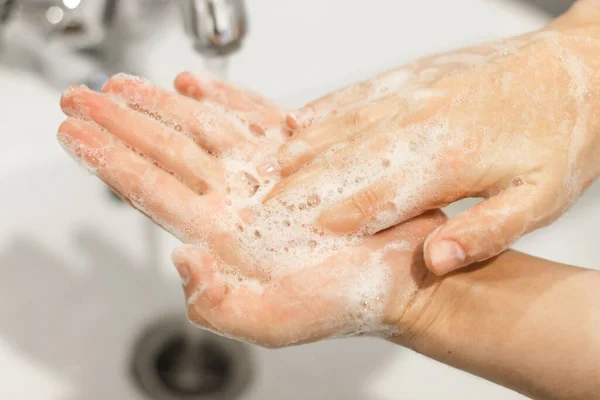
[389,6,600,395]
[393,251,600,400]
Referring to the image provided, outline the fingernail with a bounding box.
[286,114,299,130]
[429,240,466,275]
[249,122,266,137]
[257,161,280,177]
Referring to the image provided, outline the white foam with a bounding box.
[181,28,600,342]
[62,71,455,342]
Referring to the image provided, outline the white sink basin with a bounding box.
[1,1,597,399]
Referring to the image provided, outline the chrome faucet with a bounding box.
[1,0,119,50]
[180,0,247,57]
[0,0,248,88]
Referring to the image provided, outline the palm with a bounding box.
[58,73,443,347]
[176,211,443,347]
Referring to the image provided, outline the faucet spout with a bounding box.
[179,0,247,57]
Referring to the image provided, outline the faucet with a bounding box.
[0,0,248,88]
[1,0,248,207]
[179,0,247,57]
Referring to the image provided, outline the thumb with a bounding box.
[424,184,554,276]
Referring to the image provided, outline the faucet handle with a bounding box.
[45,0,117,50]
[179,0,248,57]
[4,0,118,50]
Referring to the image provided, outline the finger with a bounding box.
[424,184,556,276]
[171,244,374,347]
[290,68,414,129]
[172,246,225,308]
[102,74,255,154]
[61,85,224,193]
[318,180,403,233]
[171,245,323,347]
[263,157,327,203]
[57,118,213,242]
[290,81,375,129]
[174,71,286,132]
[278,98,407,176]
[265,131,396,203]
[171,210,447,347]
[317,173,455,235]
[267,126,454,207]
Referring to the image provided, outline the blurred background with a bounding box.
[1,0,597,399]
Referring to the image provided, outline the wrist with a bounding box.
[387,251,541,393]
[387,268,442,349]
[388,250,600,400]
[390,250,543,354]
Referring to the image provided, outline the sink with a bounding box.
[0,1,597,399]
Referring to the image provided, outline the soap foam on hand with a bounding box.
[59,33,535,343]
[180,27,600,345]
[205,128,437,344]
[57,73,437,348]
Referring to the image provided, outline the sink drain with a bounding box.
[131,316,252,400]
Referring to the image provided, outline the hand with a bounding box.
[266,14,600,276]
[172,211,443,347]
[57,74,445,347]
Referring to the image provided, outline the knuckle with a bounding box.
[350,196,370,220]
[354,106,373,124]
[351,187,383,220]
[450,214,512,258]
[279,140,314,171]
[154,130,183,159]
[363,186,383,209]
[343,109,364,127]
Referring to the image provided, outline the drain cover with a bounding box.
[132,316,252,400]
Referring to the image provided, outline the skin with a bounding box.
[54,1,600,398]
[56,71,600,400]
[261,0,600,276]
[394,251,600,400]
[57,74,443,346]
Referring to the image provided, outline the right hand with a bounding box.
[265,6,600,276]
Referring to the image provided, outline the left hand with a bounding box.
[57,73,444,347]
